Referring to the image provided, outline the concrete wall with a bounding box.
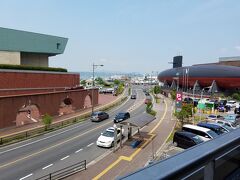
[0,51,20,65]
[21,52,49,67]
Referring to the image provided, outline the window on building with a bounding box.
[57,43,61,50]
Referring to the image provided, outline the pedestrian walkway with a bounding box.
[68,95,176,180]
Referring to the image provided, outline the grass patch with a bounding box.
[167,129,176,143]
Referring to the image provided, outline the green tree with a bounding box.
[175,104,194,128]
[232,93,240,101]
[153,85,161,94]
[95,77,104,85]
[170,90,176,100]
[113,79,120,85]
[80,80,86,86]
[42,114,53,131]
[146,101,153,113]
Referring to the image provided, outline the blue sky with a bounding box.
[0,0,240,73]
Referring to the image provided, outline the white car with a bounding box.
[96,127,124,148]
[226,100,236,108]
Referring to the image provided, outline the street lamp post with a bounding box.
[91,63,104,115]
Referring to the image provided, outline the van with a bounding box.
[173,131,204,149]
[182,124,218,140]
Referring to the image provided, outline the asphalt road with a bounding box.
[0,85,152,180]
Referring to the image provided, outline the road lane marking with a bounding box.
[19,173,33,180]
[0,90,130,154]
[75,149,83,153]
[0,89,137,169]
[42,164,53,170]
[0,122,91,155]
[0,120,112,169]
[87,143,94,147]
[61,156,69,161]
[93,99,168,180]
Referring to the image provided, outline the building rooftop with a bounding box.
[0,27,68,56]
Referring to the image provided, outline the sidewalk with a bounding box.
[68,96,176,180]
[0,93,120,137]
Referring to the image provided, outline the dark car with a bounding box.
[91,111,109,122]
[234,107,240,114]
[220,99,227,106]
[114,112,130,123]
[218,105,225,112]
[173,131,204,149]
[131,94,137,99]
[145,92,150,96]
[197,122,227,135]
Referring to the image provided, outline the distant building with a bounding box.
[158,56,240,92]
[0,27,68,67]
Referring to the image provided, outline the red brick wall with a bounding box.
[0,71,80,89]
[0,89,99,129]
[0,88,65,96]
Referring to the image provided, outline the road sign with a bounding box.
[175,91,183,112]
[176,92,182,101]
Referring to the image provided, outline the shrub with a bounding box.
[42,114,53,131]
[0,64,67,72]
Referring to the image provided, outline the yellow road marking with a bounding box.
[93,101,168,180]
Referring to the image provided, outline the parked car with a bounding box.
[208,122,233,132]
[173,131,205,149]
[96,127,124,147]
[219,99,227,106]
[197,122,227,135]
[218,105,225,112]
[114,112,130,123]
[206,114,223,121]
[224,114,240,125]
[215,120,239,129]
[226,100,237,108]
[182,124,218,141]
[234,107,240,114]
[131,94,137,99]
[91,111,109,122]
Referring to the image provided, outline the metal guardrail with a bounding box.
[36,160,86,180]
[0,117,83,146]
[119,128,240,180]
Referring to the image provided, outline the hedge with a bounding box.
[0,64,67,72]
